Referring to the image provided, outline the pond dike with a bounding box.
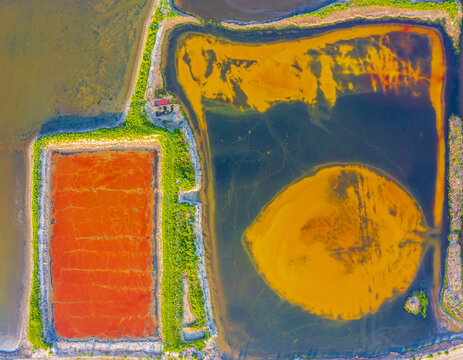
[145,96,218,342]
[146,11,217,342]
[36,139,164,358]
[442,115,463,320]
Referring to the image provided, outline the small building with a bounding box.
[154,99,169,106]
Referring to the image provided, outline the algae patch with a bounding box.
[175,24,446,228]
[244,164,428,320]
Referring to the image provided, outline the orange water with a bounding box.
[50,150,157,339]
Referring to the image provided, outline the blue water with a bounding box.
[205,96,441,358]
[172,0,335,22]
[165,22,462,358]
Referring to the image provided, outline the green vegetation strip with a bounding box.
[223,0,461,51]
[29,0,208,352]
[298,0,462,52]
[306,0,460,21]
[441,116,463,321]
[29,137,50,350]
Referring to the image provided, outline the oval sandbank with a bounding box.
[244,164,428,320]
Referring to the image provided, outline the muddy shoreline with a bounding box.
[120,0,160,121]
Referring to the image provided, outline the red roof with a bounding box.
[155,99,169,106]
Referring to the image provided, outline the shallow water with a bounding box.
[0,0,153,350]
[245,164,429,321]
[172,0,333,22]
[204,97,441,358]
[166,23,458,358]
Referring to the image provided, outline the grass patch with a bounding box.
[29,140,51,350]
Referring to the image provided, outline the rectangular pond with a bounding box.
[165,22,457,358]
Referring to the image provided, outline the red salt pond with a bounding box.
[50,150,157,339]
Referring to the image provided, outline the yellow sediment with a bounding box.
[175,24,447,324]
[244,164,428,320]
[427,31,446,230]
[176,24,446,228]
